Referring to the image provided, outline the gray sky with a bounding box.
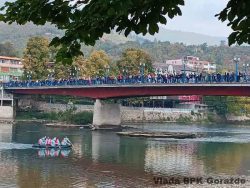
[0,0,232,37]
[165,0,231,37]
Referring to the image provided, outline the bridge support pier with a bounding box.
[92,99,121,129]
[0,86,14,120]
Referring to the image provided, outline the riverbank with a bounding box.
[16,110,93,126]
[15,100,250,125]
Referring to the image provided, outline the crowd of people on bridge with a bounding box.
[4,71,248,88]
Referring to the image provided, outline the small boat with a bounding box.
[32,144,72,149]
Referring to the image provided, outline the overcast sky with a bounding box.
[0,0,232,37]
[165,0,231,37]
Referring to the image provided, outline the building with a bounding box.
[0,56,23,82]
[165,56,216,74]
[184,56,216,73]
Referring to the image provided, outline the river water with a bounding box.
[1,122,250,187]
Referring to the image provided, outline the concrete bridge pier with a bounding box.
[0,87,14,120]
[92,99,121,129]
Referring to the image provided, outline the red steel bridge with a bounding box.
[5,83,250,99]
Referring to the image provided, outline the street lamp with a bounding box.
[243,63,249,82]
[122,69,128,83]
[48,69,55,80]
[26,71,32,82]
[75,66,80,79]
[105,65,110,84]
[140,62,145,83]
[233,57,240,82]
[182,56,188,83]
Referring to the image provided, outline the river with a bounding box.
[0,122,250,187]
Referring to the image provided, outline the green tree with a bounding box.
[117,48,153,75]
[226,97,250,116]
[203,96,228,115]
[1,0,248,63]
[23,37,49,80]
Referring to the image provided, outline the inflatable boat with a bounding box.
[32,144,72,149]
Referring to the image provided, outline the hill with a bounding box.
[138,27,226,46]
[0,22,63,53]
[0,22,228,55]
[0,22,134,55]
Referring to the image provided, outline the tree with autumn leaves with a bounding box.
[117,48,153,76]
[74,50,112,78]
[22,37,50,80]
[23,37,153,80]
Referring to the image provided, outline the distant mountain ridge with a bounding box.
[0,1,227,47]
[0,22,226,55]
[139,27,226,46]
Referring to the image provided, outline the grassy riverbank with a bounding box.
[16,110,93,125]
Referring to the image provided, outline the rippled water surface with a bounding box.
[1,122,250,187]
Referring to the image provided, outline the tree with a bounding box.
[216,0,250,45]
[74,50,111,77]
[1,0,248,63]
[23,37,50,80]
[0,42,17,56]
[53,62,71,79]
[226,97,250,116]
[117,48,153,75]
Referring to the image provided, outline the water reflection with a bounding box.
[37,149,71,158]
[144,141,204,176]
[91,131,120,162]
[0,123,13,142]
[1,122,250,187]
[198,142,250,176]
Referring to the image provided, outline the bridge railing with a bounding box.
[3,74,250,88]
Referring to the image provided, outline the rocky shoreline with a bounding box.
[117,131,202,139]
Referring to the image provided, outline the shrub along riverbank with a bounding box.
[16,109,93,125]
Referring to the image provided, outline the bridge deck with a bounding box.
[5,83,250,99]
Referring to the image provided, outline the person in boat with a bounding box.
[46,137,52,147]
[50,137,60,147]
[51,138,56,147]
[55,137,60,147]
[38,136,46,146]
[61,137,72,146]
[38,138,43,145]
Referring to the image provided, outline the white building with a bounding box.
[165,56,216,73]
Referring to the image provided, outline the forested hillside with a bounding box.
[0,22,228,55]
[1,22,250,72]
[0,22,132,55]
[0,22,63,52]
[82,40,250,71]
[137,27,226,46]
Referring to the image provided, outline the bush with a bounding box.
[72,111,93,125]
[16,110,93,125]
